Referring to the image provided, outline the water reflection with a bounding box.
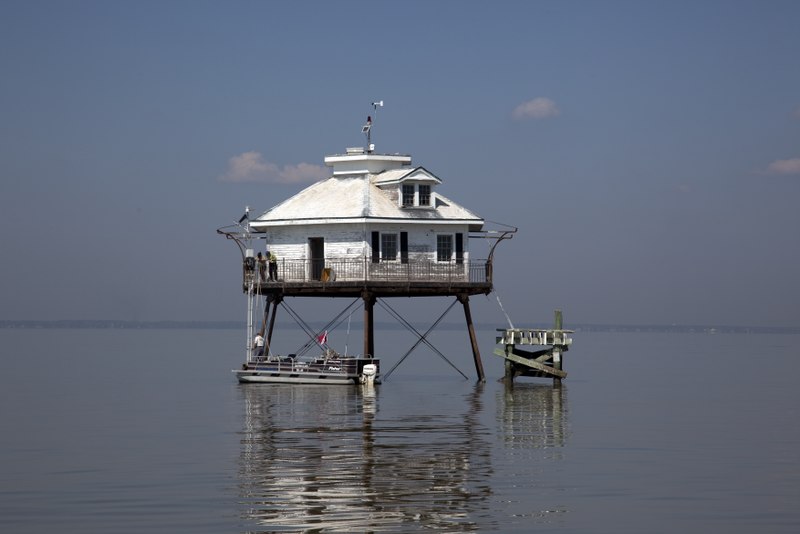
[238,383,494,532]
[493,383,571,524]
[498,383,569,454]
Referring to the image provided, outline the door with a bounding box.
[309,237,324,280]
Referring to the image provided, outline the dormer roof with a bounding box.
[373,166,442,186]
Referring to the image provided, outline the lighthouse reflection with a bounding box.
[237,382,494,532]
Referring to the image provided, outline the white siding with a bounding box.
[265,223,368,261]
[262,222,471,262]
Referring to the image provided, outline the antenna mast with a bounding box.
[363,100,383,153]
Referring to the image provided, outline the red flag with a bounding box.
[316,331,328,345]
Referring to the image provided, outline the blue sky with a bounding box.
[1,0,799,327]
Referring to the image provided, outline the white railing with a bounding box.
[243,258,491,285]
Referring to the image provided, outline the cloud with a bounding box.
[766,158,800,175]
[219,151,328,183]
[793,106,800,119]
[277,162,330,183]
[512,97,560,120]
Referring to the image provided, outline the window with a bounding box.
[437,234,453,262]
[418,184,431,206]
[381,233,398,261]
[401,183,434,207]
[402,184,414,207]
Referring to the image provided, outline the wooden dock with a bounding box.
[494,311,573,384]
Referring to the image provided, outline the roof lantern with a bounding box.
[324,100,412,176]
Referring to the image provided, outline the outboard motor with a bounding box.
[360,363,377,385]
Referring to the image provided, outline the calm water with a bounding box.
[1,327,798,532]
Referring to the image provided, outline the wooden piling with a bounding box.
[552,309,563,383]
[459,294,485,382]
[266,295,281,346]
[362,291,375,358]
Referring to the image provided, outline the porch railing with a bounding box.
[244,258,491,285]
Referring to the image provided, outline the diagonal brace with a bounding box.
[282,298,361,356]
[380,298,468,381]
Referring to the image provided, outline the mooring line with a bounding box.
[494,292,515,329]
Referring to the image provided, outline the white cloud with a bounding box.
[219,151,328,183]
[277,162,330,183]
[512,97,560,120]
[766,158,800,175]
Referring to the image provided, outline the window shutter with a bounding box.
[455,233,464,264]
[400,232,409,264]
[371,231,380,263]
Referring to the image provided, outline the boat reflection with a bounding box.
[238,383,494,532]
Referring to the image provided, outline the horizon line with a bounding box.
[1,319,798,334]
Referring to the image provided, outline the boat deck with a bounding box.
[235,355,379,385]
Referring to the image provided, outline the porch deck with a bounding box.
[243,258,493,297]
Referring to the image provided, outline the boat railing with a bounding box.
[249,356,304,372]
[243,257,490,285]
[248,354,352,371]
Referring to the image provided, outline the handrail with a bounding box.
[241,258,492,285]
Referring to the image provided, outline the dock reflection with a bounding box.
[497,383,569,453]
[238,383,494,532]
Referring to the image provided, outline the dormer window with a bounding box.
[402,184,415,207]
[400,183,434,208]
[418,184,431,206]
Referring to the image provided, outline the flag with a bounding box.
[316,331,328,345]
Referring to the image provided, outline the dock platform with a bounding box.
[494,311,573,383]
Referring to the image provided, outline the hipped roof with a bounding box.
[249,174,483,231]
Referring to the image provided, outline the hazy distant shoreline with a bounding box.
[1,320,797,335]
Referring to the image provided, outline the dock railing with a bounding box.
[244,258,490,285]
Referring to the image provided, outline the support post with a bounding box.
[264,294,282,355]
[362,291,375,358]
[459,294,485,382]
[504,357,515,384]
[553,309,563,384]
